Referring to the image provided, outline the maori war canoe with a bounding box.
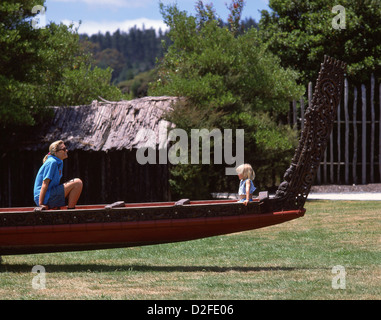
[0,56,347,256]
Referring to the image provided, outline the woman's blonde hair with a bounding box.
[236,163,255,180]
[43,140,64,163]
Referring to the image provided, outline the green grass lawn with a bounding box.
[0,200,380,300]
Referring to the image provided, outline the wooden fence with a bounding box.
[290,74,380,185]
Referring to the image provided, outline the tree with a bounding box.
[150,1,304,199]
[94,48,126,82]
[0,0,125,128]
[118,69,156,98]
[259,0,381,84]
[0,0,45,126]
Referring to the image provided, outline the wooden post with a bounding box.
[362,85,367,185]
[337,101,341,183]
[330,125,334,183]
[353,87,358,185]
[344,78,349,184]
[300,98,305,132]
[308,82,313,108]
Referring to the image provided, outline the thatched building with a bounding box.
[0,96,178,207]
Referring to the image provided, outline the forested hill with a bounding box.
[80,27,170,84]
[79,18,258,97]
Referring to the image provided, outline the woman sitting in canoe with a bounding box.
[33,140,83,210]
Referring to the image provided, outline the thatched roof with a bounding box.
[33,96,178,152]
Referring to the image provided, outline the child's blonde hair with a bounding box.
[236,164,255,180]
[43,140,64,163]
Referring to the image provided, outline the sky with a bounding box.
[42,0,270,35]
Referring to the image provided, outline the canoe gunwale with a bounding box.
[0,199,268,228]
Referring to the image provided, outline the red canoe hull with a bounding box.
[0,200,305,255]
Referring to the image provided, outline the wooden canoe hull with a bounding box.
[0,200,305,255]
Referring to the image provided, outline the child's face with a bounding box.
[238,173,243,180]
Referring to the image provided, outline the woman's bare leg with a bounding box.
[64,178,83,208]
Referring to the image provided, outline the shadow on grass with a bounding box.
[0,263,323,273]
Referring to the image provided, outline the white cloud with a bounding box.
[62,18,168,35]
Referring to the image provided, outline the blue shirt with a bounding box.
[34,156,63,205]
[238,179,256,195]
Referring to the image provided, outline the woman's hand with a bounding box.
[34,204,49,212]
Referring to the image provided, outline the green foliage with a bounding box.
[150,1,304,199]
[118,69,156,98]
[0,0,126,128]
[0,0,45,126]
[55,63,124,106]
[259,0,381,84]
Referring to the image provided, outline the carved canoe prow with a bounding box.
[272,55,347,211]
